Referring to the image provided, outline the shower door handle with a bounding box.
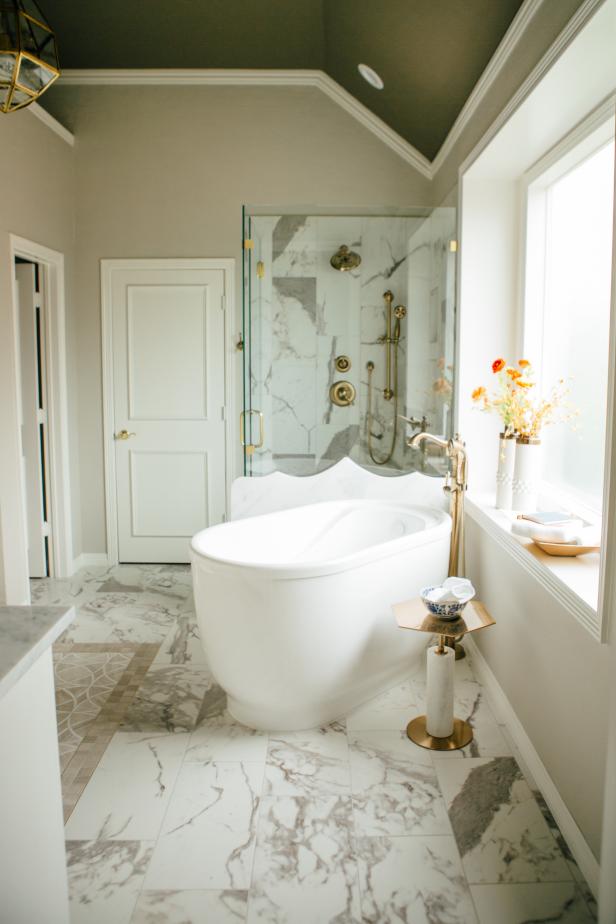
[240,410,264,456]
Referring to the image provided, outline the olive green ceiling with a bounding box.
[40,0,525,160]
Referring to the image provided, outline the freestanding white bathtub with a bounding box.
[191,465,451,730]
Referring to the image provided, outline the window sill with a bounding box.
[465,493,601,641]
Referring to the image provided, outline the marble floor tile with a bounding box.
[144,761,263,890]
[130,889,248,923]
[64,593,179,645]
[436,757,572,884]
[153,613,206,666]
[355,835,477,924]
[248,796,360,924]
[186,682,268,762]
[66,839,153,924]
[264,722,350,797]
[54,651,132,770]
[470,883,595,923]
[65,732,189,841]
[412,678,511,760]
[348,729,450,836]
[120,665,212,733]
[345,678,417,731]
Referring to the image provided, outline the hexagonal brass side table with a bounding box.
[392,598,495,751]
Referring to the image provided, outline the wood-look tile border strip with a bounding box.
[59,642,160,822]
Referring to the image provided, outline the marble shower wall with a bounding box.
[246,209,456,476]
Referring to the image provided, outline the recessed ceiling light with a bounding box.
[358,63,384,90]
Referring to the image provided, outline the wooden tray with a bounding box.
[533,540,600,557]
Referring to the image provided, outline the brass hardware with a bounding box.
[240,409,264,456]
[243,238,254,250]
[399,414,430,433]
[406,715,473,751]
[0,2,60,114]
[256,260,265,279]
[449,240,458,253]
[329,381,356,407]
[236,332,244,351]
[407,431,469,659]
[114,429,136,440]
[365,291,406,465]
[335,355,351,373]
[330,244,361,272]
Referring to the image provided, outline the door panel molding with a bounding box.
[101,258,235,565]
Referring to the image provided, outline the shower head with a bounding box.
[330,245,361,272]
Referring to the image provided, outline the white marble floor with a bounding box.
[36,565,597,924]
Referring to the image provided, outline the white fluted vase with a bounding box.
[511,437,542,512]
[495,433,516,510]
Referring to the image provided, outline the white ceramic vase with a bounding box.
[511,438,542,512]
[495,433,516,510]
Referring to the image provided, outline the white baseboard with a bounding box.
[71,553,109,574]
[465,636,600,897]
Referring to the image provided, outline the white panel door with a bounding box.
[111,265,226,562]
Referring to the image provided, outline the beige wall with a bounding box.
[47,84,432,553]
[0,110,77,601]
[466,517,611,860]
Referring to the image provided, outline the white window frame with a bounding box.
[519,97,616,524]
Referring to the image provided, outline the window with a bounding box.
[523,117,615,516]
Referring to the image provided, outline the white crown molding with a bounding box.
[456,0,608,180]
[27,101,75,146]
[431,0,545,176]
[58,67,433,177]
[50,0,607,177]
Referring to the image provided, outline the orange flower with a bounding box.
[506,368,522,380]
[516,379,534,388]
[471,386,487,401]
[492,358,505,373]
[518,359,530,368]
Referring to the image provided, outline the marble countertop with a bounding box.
[0,605,75,701]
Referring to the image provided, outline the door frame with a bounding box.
[101,258,236,566]
[9,235,73,581]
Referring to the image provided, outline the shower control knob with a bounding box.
[394,305,407,319]
[335,355,351,373]
[329,381,356,407]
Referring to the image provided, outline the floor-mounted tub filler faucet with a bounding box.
[406,431,468,580]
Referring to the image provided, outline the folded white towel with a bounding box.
[511,519,584,543]
[426,578,475,604]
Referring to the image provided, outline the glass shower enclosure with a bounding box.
[241,205,457,477]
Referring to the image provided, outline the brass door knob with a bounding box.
[114,429,136,440]
[330,381,356,407]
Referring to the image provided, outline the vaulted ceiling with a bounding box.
[41,0,525,160]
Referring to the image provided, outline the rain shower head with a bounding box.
[330,244,361,272]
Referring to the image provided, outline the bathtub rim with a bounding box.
[191,499,452,581]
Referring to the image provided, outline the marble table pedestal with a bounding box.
[392,598,495,751]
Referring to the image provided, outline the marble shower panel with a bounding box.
[246,209,456,476]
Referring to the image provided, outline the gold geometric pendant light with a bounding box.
[0,0,59,113]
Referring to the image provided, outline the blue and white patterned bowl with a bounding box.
[420,585,470,620]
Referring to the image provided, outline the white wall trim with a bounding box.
[466,635,600,897]
[431,0,545,175]
[466,499,600,640]
[71,553,109,574]
[58,68,432,178]
[456,0,608,181]
[9,235,73,581]
[100,258,236,566]
[27,102,75,146]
